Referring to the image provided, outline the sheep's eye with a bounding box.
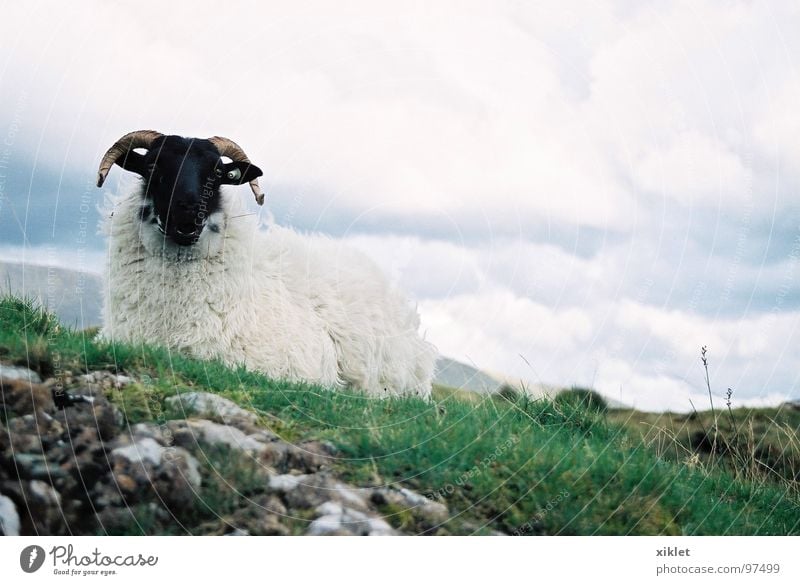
[227,168,242,181]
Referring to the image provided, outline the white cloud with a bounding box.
[419,287,596,388]
[614,300,800,363]
[593,357,792,413]
[631,131,752,204]
[341,234,486,298]
[420,284,799,411]
[754,79,800,184]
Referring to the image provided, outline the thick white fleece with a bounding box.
[100,187,437,398]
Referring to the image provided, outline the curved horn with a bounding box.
[207,136,265,205]
[96,130,164,188]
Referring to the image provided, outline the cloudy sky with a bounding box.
[1,0,798,410]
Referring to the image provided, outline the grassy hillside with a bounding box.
[608,407,800,489]
[1,295,799,535]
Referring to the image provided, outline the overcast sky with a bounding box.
[1,0,798,410]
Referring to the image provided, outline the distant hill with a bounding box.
[433,356,503,394]
[0,261,102,328]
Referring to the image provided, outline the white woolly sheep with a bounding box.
[96,130,437,398]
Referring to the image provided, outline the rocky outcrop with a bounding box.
[0,365,449,535]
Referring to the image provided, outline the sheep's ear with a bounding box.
[115,150,148,177]
[220,161,263,185]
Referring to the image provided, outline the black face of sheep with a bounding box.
[97,131,264,246]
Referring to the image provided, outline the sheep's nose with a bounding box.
[174,222,201,236]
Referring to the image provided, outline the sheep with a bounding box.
[96,130,437,398]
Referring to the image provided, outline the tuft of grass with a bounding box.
[0,294,61,338]
[554,386,609,414]
[2,296,800,535]
[495,383,521,404]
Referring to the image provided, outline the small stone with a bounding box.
[260,439,336,473]
[0,494,20,536]
[398,487,428,506]
[167,419,271,455]
[333,483,370,510]
[371,486,449,525]
[115,474,137,493]
[259,440,332,473]
[307,513,348,536]
[24,480,64,534]
[227,496,290,536]
[316,500,344,516]
[0,378,53,417]
[51,384,122,442]
[109,438,201,508]
[166,392,258,425]
[112,437,164,466]
[12,453,62,480]
[254,494,288,516]
[129,423,168,445]
[163,448,202,489]
[7,429,42,453]
[307,501,396,536]
[29,480,61,507]
[79,371,133,389]
[0,364,42,384]
[268,474,302,492]
[269,472,370,512]
[367,517,396,536]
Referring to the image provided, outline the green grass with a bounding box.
[2,294,800,535]
[608,407,800,489]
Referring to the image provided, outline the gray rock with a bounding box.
[52,384,122,441]
[166,392,258,424]
[167,449,202,490]
[269,474,302,492]
[6,419,44,453]
[226,495,290,536]
[110,437,202,507]
[79,371,133,388]
[23,480,64,534]
[12,453,57,480]
[167,419,273,455]
[129,423,169,445]
[398,487,449,523]
[260,439,335,473]
[372,486,449,525]
[0,378,53,417]
[0,364,42,384]
[112,437,165,466]
[0,494,20,536]
[268,472,370,513]
[29,480,62,508]
[308,501,396,536]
